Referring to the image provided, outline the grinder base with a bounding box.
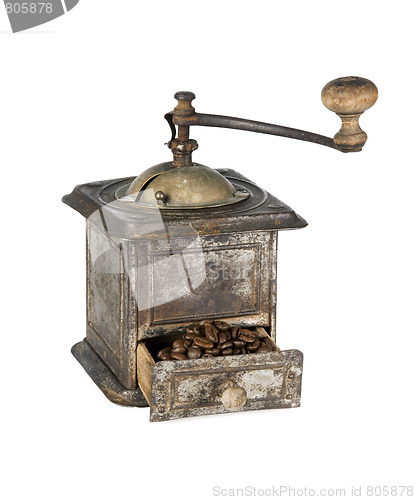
[71,339,148,408]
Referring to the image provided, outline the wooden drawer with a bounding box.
[137,327,303,422]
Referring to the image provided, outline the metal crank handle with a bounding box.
[165,77,378,153]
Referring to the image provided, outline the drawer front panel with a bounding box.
[137,231,276,340]
[151,243,261,323]
[150,349,302,422]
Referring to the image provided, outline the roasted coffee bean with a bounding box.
[211,324,220,334]
[231,326,239,340]
[247,338,261,352]
[221,348,233,356]
[171,352,188,361]
[239,332,255,343]
[218,331,228,344]
[184,331,198,341]
[205,348,221,356]
[172,346,187,354]
[232,340,245,349]
[204,324,219,343]
[155,323,276,362]
[194,336,214,350]
[240,328,255,336]
[160,351,173,361]
[187,347,202,359]
[213,320,230,332]
[157,347,171,360]
[172,339,186,350]
[220,341,233,350]
[256,346,272,354]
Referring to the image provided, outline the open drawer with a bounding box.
[137,327,303,421]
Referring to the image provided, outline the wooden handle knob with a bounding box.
[218,380,247,410]
[321,76,378,152]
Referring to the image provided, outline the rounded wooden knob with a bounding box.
[218,380,247,410]
[321,76,378,152]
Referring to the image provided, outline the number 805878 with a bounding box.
[5,3,53,14]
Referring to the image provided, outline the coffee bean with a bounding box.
[247,339,261,352]
[172,339,186,350]
[160,351,173,361]
[155,323,276,363]
[239,332,255,343]
[205,348,221,356]
[184,331,197,340]
[256,346,272,354]
[194,336,214,350]
[220,341,233,350]
[172,346,187,354]
[205,324,219,343]
[211,324,220,334]
[218,331,228,344]
[171,352,188,361]
[232,340,245,349]
[213,320,230,331]
[240,328,252,334]
[200,321,217,334]
[221,348,233,356]
[157,347,171,360]
[187,347,202,359]
[231,326,239,339]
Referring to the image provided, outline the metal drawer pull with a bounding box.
[218,380,248,410]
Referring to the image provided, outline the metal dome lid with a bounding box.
[115,162,249,209]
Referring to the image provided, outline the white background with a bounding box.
[1,1,414,499]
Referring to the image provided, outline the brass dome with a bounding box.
[115,162,249,209]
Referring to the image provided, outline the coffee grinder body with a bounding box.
[63,80,377,420]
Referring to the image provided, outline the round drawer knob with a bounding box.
[218,380,247,410]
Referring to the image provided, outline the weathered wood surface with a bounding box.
[136,342,155,404]
[137,328,302,422]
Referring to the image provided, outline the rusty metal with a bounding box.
[150,349,303,421]
[165,79,378,154]
[72,339,148,407]
[165,110,339,150]
[141,328,303,421]
[63,169,306,397]
[63,169,307,238]
[63,80,377,420]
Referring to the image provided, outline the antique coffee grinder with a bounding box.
[63,77,377,421]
